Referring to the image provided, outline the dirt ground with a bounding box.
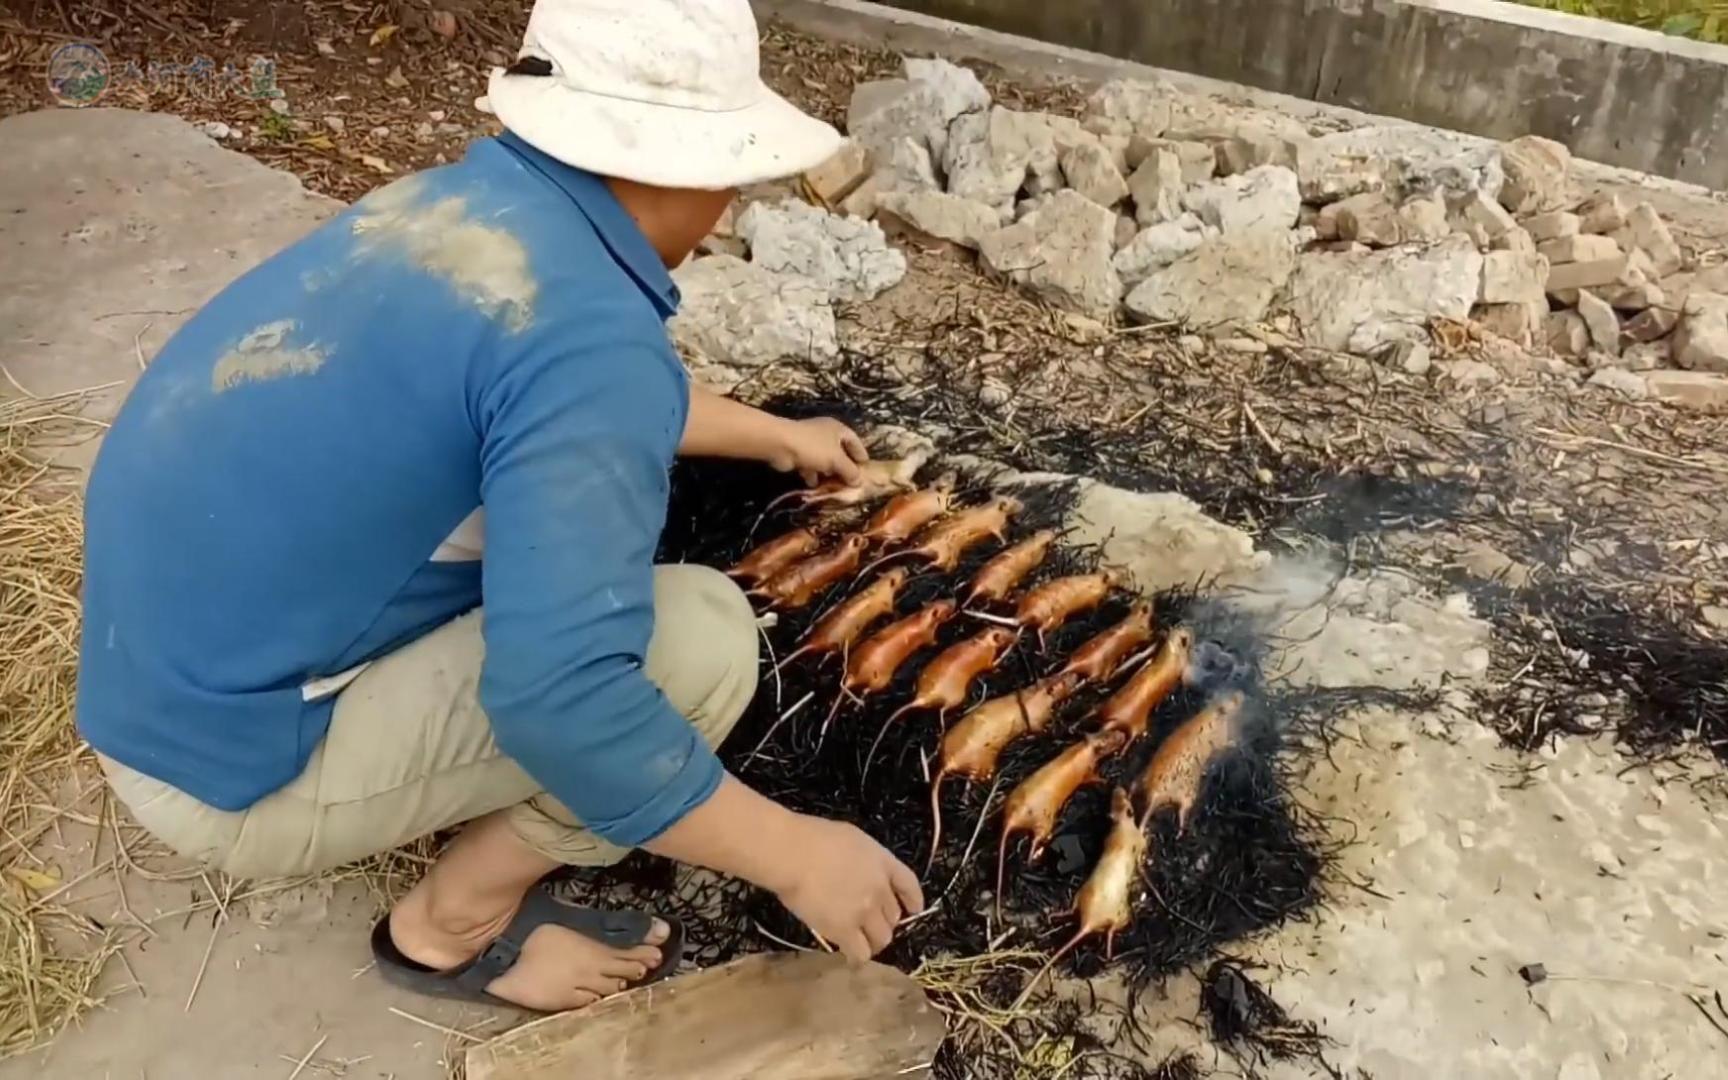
[2,2,1726,1078]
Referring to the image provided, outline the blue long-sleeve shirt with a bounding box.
[76,133,723,847]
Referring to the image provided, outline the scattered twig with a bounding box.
[1241,398,1283,458]
[285,1033,329,1080]
[183,874,235,1013]
[1689,993,1728,1044]
[1533,427,1728,475]
[386,1007,486,1044]
[132,321,153,372]
[752,921,812,952]
[182,916,222,1014]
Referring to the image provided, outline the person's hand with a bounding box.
[642,777,919,961]
[769,417,868,487]
[772,815,924,960]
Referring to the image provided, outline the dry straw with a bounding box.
[0,387,116,1058]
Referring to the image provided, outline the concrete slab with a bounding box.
[0,784,495,1080]
[1259,706,1728,1080]
[1110,702,1728,1080]
[860,0,1728,187]
[0,108,340,478]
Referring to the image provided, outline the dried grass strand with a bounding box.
[0,390,116,1059]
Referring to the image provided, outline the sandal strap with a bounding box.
[444,890,660,990]
[370,884,684,1008]
[450,933,524,994]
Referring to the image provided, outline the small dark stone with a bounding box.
[1518,962,1547,985]
[1051,833,1087,874]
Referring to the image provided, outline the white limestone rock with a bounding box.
[841,136,939,217]
[1288,235,1485,352]
[1112,213,1214,287]
[1127,146,1186,227]
[1672,291,1728,373]
[736,199,906,302]
[1611,203,1684,278]
[669,255,836,367]
[977,190,1122,321]
[1480,247,1550,304]
[875,190,1002,251]
[848,58,990,166]
[1646,370,1728,411]
[1183,166,1301,234]
[1060,140,1129,208]
[1133,137,1217,184]
[1498,135,1572,216]
[1080,78,1174,141]
[1069,482,1267,590]
[1124,229,1296,328]
[1587,367,1648,400]
[943,107,1051,216]
[1314,125,1505,202]
[1397,196,1451,244]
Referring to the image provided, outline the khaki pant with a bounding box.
[101,565,759,880]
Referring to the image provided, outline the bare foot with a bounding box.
[483,920,669,1011]
[389,892,669,1012]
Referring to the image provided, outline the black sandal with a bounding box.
[370,884,686,1009]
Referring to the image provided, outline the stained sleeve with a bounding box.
[474,327,715,847]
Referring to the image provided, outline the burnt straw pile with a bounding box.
[734,348,1728,773]
[1200,960,1338,1075]
[550,337,1723,1075]
[557,442,1342,1080]
[1449,557,1728,774]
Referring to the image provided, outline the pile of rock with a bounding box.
[1277,132,1727,407]
[672,58,1726,411]
[1431,137,1726,408]
[668,196,907,373]
[812,62,1507,346]
[826,60,1318,325]
[1416,139,1698,351]
[795,61,1727,410]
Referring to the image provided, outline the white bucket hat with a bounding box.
[487,0,844,190]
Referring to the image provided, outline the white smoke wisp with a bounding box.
[1202,546,1492,701]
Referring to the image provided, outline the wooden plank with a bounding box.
[465,951,946,1080]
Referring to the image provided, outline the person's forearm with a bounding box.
[679,383,791,462]
[641,773,803,892]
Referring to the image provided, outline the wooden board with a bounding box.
[464,951,946,1080]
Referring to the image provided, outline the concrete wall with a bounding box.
[867,0,1728,188]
